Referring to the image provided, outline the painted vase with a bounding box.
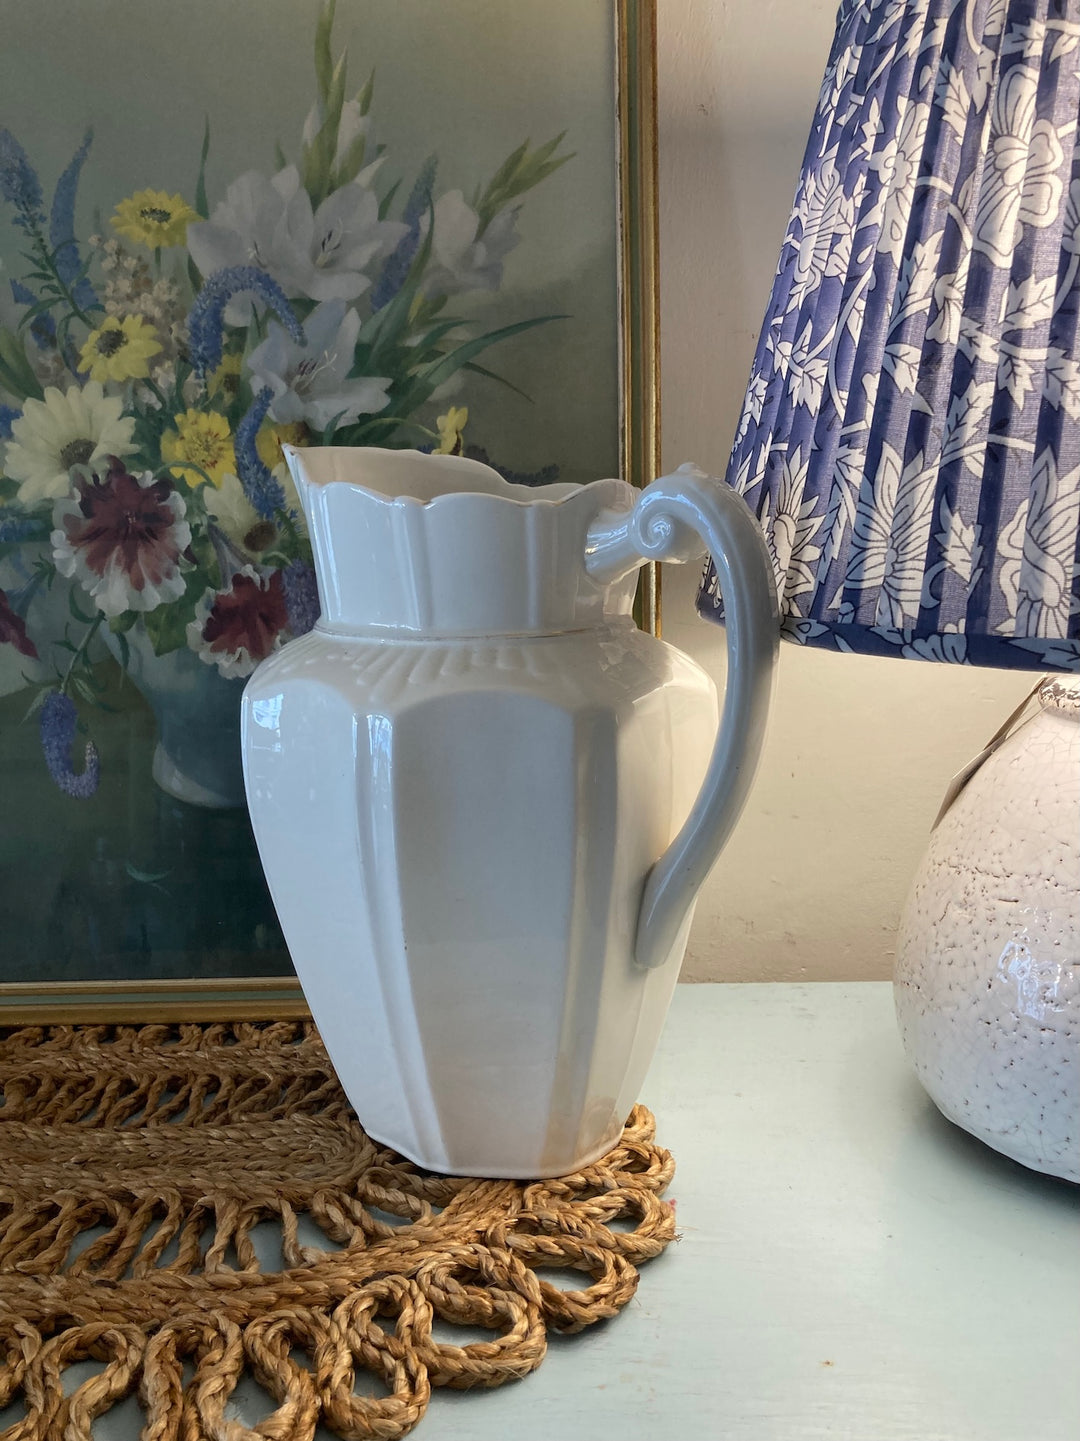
[104,624,247,809]
[242,447,777,1177]
[895,677,1080,1182]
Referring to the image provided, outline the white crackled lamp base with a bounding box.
[895,677,1080,1183]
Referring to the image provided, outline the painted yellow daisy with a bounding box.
[160,410,236,487]
[78,315,162,384]
[207,353,243,403]
[256,421,310,472]
[111,189,199,249]
[434,406,468,455]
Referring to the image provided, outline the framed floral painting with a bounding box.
[0,0,658,1019]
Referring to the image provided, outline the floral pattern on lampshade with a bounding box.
[698,0,1080,671]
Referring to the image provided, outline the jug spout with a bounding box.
[282,445,640,638]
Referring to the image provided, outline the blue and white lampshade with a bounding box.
[698,0,1080,671]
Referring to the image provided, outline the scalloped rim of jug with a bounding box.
[282,444,635,512]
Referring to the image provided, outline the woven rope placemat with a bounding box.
[0,1020,675,1439]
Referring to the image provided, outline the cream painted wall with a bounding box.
[656,0,1033,981]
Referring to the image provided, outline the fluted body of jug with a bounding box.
[242,447,776,1177]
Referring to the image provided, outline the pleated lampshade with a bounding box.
[698,0,1080,672]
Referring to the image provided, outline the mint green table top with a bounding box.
[87,982,1080,1441]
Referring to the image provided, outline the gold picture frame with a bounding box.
[0,0,660,1023]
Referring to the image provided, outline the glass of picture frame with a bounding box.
[0,0,659,1021]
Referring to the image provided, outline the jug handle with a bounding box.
[586,463,779,970]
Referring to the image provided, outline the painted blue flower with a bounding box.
[0,404,20,441]
[234,387,286,520]
[282,559,319,636]
[186,265,303,378]
[49,129,98,313]
[463,444,559,488]
[0,513,45,544]
[0,127,45,231]
[39,690,99,799]
[10,278,56,350]
[371,155,436,311]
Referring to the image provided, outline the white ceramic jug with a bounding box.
[242,447,777,1177]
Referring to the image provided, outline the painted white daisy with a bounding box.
[4,382,137,504]
[204,467,306,554]
[204,472,262,550]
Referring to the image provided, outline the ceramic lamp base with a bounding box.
[895,677,1080,1182]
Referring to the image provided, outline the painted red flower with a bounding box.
[0,586,38,659]
[51,457,191,616]
[187,566,288,679]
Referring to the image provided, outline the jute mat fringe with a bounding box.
[0,1020,676,1438]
